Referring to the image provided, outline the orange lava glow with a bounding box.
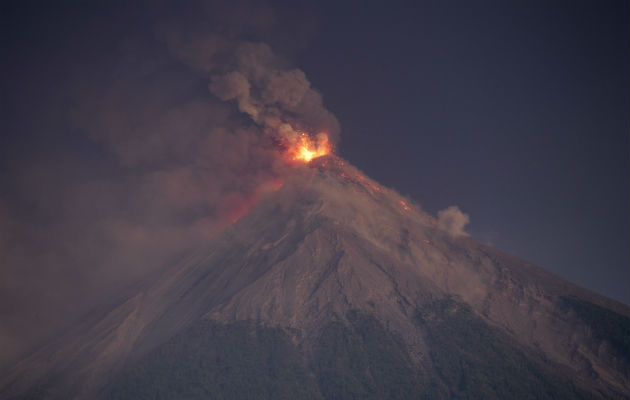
[286,132,331,163]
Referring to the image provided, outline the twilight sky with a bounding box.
[0,0,627,365]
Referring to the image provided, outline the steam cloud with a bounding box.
[437,206,470,236]
[0,0,337,367]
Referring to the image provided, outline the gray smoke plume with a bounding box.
[208,42,340,142]
[0,0,337,368]
[437,206,470,236]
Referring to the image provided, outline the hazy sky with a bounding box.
[0,0,627,366]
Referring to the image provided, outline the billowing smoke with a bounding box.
[0,0,336,368]
[208,43,340,143]
[437,206,470,236]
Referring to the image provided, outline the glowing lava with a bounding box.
[286,132,331,163]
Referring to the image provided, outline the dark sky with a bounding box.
[0,0,627,365]
[297,1,629,304]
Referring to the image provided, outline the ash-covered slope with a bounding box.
[1,156,628,399]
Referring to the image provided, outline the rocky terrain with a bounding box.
[1,156,628,399]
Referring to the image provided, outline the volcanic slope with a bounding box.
[1,156,628,399]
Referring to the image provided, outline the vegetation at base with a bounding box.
[106,320,321,400]
[310,310,429,399]
[107,302,604,400]
[107,312,434,400]
[415,298,596,400]
[561,296,630,360]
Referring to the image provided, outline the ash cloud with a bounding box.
[0,0,335,368]
[157,1,340,143]
[208,45,340,141]
[437,206,470,236]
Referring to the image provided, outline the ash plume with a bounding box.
[0,0,336,368]
[208,43,340,142]
[437,206,470,236]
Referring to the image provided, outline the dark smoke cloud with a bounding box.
[0,0,336,368]
[208,43,340,141]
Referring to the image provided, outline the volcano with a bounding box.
[1,156,628,400]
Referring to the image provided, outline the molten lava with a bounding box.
[286,132,331,163]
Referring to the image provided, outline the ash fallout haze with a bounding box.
[0,0,628,399]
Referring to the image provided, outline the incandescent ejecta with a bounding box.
[1,2,628,399]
